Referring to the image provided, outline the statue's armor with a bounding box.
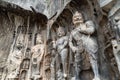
[70,21,98,56]
[56,36,68,53]
[69,20,100,80]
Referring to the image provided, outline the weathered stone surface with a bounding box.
[2,0,71,18]
[0,0,120,80]
[99,0,113,7]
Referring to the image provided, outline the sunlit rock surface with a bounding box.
[2,0,71,18]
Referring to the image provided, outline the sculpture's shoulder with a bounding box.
[85,20,94,23]
[85,20,95,27]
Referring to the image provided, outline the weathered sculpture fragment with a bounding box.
[111,40,120,73]
[6,34,24,79]
[69,11,100,80]
[109,1,120,74]
[1,0,120,80]
[31,34,45,80]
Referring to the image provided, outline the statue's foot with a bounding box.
[64,73,67,78]
[93,77,100,80]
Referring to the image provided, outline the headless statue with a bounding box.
[69,11,100,80]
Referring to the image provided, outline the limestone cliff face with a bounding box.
[0,0,120,80]
[2,0,71,18]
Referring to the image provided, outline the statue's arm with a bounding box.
[80,20,95,34]
[61,37,68,49]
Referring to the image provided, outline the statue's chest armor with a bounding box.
[72,30,82,40]
[57,38,65,45]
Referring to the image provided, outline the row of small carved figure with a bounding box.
[5,11,120,80]
[4,11,100,80]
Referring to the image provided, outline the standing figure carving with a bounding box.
[110,12,120,74]
[111,40,120,73]
[55,27,69,79]
[69,11,100,80]
[6,34,24,79]
[31,34,45,80]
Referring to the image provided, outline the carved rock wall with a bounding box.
[0,0,120,80]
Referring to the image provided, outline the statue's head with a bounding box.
[16,41,23,50]
[73,11,84,25]
[57,27,65,37]
[16,34,24,50]
[114,14,120,23]
[36,34,43,44]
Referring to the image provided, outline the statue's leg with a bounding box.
[89,53,100,80]
[50,56,56,80]
[60,49,68,78]
[16,65,20,75]
[85,37,100,80]
[74,52,81,80]
[36,62,40,75]
[50,64,55,80]
[31,63,37,79]
[31,65,34,79]
[51,52,59,80]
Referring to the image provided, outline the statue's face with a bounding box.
[57,27,65,37]
[73,11,84,25]
[36,35,43,44]
[16,35,24,49]
[16,40,23,50]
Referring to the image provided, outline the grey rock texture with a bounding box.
[0,0,120,80]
